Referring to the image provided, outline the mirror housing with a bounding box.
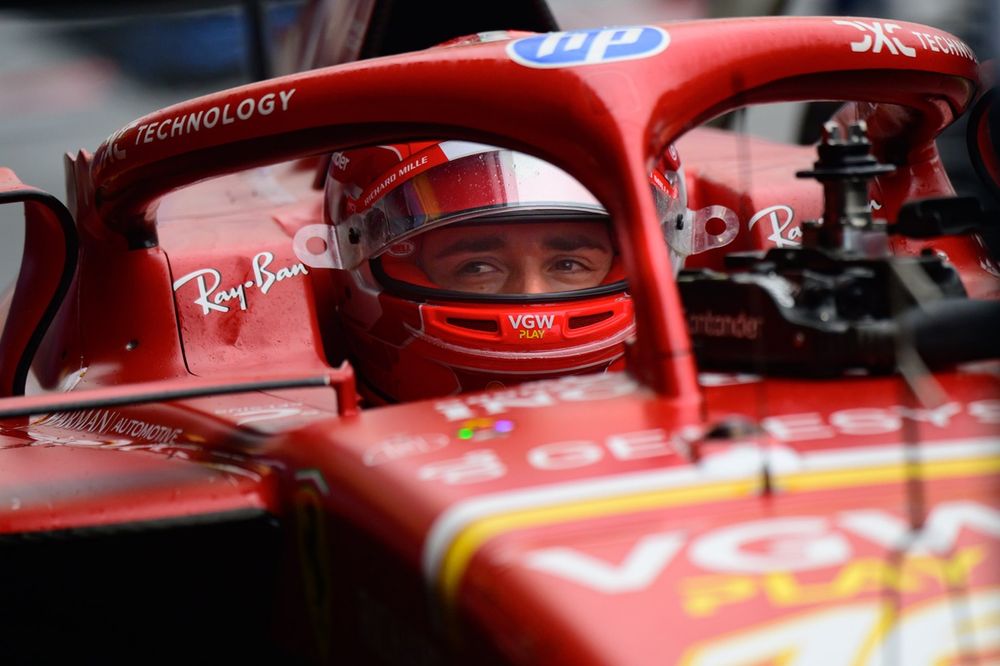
[967,82,1000,205]
[0,170,77,396]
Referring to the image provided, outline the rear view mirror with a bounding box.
[0,170,77,397]
[967,83,1000,205]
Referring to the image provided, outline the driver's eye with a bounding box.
[552,259,585,272]
[458,261,500,275]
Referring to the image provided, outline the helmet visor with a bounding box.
[331,143,606,270]
[380,218,618,296]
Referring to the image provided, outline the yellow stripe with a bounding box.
[442,478,758,598]
[440,456,1000,601]
[779,457,1000,492]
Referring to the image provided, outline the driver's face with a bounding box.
[419,220,614,294]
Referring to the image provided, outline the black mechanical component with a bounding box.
[797,121,896,253]
[678,120,998,375]
[892,195,993,238]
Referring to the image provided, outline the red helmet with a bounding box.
[317,140,695,404]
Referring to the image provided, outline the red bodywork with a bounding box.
[0,15,997,664]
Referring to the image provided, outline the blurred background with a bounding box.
[0,0,996,291]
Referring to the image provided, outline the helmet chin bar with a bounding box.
[338,259,636,403]
[402,320,636,360]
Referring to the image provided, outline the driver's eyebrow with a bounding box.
[432,236,506,259]
[543,234,610,252]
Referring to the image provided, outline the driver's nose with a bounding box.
[506,268,550,294]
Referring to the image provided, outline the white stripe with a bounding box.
[420,436,1000,582]
[802,438,1000,471]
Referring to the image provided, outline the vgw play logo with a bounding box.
[507,27,670,68]
[508,314,555,340]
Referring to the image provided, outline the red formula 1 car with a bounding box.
[1,4,999,664]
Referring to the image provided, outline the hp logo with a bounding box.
[507,27,670,68]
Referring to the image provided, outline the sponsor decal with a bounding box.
[748,204,801,248]
[172,251,308,316]
[681,546,984,616]
[433,373,639,421]
[507,27,669,68]
[422,435,1000,601]
[680,591,1000,665]
[524,502,998,595]
[418,450,506,485]
[33,408,182,443]
[386,240,416,257]
[833,20,976,61]
[214,403,321,427]
[762,401,977,440]
[343,142,492,217]
[101,119,139,164]
[330,151,350,171]
[507,313,555,340]
[24,430,131,448]
[687,311,763,340]
[418,429,683,484]
[909,31,977,61]
[423,401,999,483]
[360,155,429,210]
[98,88,296,166]
[833,20,916,57]
[363,433,450,467]
[352,151,436,212]
[136,89,296,146]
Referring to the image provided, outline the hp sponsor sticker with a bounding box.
[507,27,669,68]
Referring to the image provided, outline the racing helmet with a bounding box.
[320,140,692,404]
